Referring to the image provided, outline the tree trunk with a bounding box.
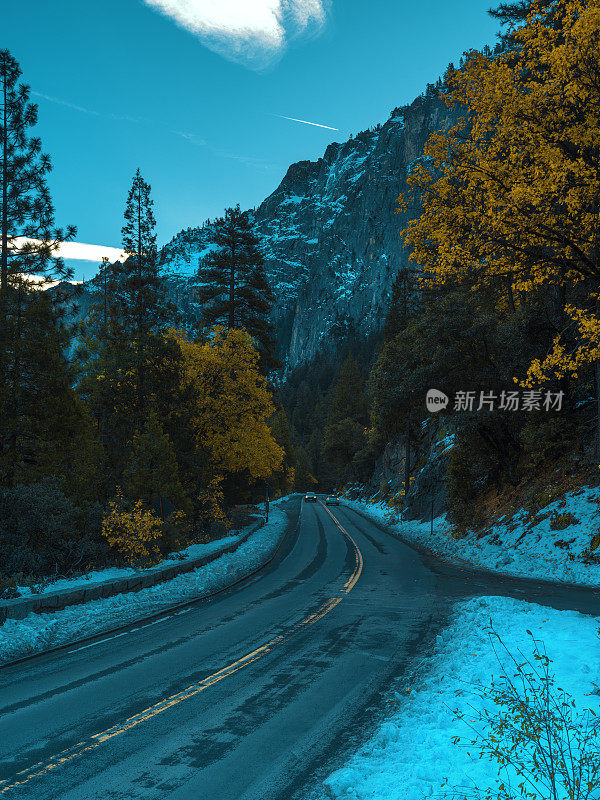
[404,411,411,500]
[596,358,600,463]
[136,185,145,417]
[1,71,8,296]
[228,244,236,329]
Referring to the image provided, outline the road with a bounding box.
[0,496,598,800]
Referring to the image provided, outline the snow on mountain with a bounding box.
[156,93,459,367]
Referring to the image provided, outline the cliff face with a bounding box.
[157,93,459,366]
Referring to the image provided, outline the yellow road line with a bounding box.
[0,502,364,795]
[319,501,364,594]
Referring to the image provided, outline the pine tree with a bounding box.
[0,290,99,489]
[0,51,79,488]
[0,50,75,295]
[78,174,179,488]
[119,168,174,413]
[197,205,277,369]
[122,410,190,515]
[88,256,120,340]
[383,268,419,341]
[322,355,369,485]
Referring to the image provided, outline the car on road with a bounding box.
[325,495,340,506]
[304,492,317,502]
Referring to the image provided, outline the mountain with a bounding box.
[157,92,459,368]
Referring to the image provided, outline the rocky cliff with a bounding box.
[158,92,460,367]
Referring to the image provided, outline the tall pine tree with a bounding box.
[119,169,174,414]
[78,172,178,489]
[197,205,277,369]
[0,51,80,488]
[0,50,75,295]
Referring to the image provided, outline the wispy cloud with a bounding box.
[174,131,207,147]
[33,93,270,170]
[275,113,338,131]
[32,91,100,116]
[141,0,329,69]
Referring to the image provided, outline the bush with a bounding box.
[0,574,19,599]
[102,495,163,567]
[521,415,580,472]
[159,510,192,556]
[452,628,600,800]
[0,480,108,578]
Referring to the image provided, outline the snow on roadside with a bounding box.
[344,488,600,586]
[14,529,255,599]
[315,596,600,800]
[0,507,288,664]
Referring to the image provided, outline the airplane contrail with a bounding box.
[275,114,338,131]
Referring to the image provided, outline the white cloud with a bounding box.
[53,241,127,263]
[141,0,328,67]
[15,238,126,263]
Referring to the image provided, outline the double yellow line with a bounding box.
[0,502,363,795]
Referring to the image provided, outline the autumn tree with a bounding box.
[168,326,284,491]
[400,0,600,451]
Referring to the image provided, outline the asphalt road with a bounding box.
[0,496,598,800]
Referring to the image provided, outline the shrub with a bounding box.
[452,628,600,800]
[521,416,579,472]
[102,496,163,567]
[0,480,107,578]
[0,574,19,599]
[159,510,192,555]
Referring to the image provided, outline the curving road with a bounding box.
[0,496,598,800]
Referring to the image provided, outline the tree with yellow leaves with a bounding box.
[400,0,600,450]
[168,326,284,482]
[102,494,163,567]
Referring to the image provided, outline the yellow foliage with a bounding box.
[400,0,600,383]
[196,474,231,535]
[102,495,163,566]
[168,326,284,480]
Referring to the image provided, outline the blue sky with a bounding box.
[8,0,499,278]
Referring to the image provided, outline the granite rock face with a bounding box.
[157,93,460,367]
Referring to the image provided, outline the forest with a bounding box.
[2,0,600,584]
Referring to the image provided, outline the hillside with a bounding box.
[158,92,460,367]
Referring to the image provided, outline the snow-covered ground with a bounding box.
[315,596,600,800]
[14,527,261,599]
[344,487,600,586]
[0,506,288,664]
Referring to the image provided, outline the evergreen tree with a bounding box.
[197,205,277,369]
[383,267,419,341]
[0,51,79,488]
[119,168,174,413]
[122,411,190,515]
[322,354,369,486]
[78,174,179,489]
[87,256,120,340]
[0,290,100,490]
[0,50,75,295]
[488,1,531,24]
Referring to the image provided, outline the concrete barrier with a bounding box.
[0,519,264,623]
